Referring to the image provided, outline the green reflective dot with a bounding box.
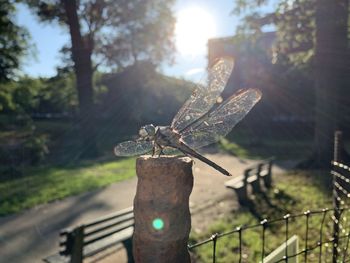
[152,218,164,230]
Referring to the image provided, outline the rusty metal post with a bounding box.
[133,156,193,263]
[332,131,343,263]
[334,131,343,163]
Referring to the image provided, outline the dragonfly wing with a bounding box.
[114,140,153,156]
[171,57,234,132]
[181,89,262,149]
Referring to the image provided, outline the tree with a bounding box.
[233,0,349,168]
[0,0,30,120]
[0,0,29,82]
[312,0,349,166]
[27,0,175,158]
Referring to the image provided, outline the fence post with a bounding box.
[332,130,343,263]
[334,131,343,163]
[133,156,193,263]
[70,225,84,263]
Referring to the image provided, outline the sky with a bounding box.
[15,0,275,81]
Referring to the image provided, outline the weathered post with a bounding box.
[133,155,193,263]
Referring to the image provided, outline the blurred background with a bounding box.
[1,0,350,261]
[1,0,349,212]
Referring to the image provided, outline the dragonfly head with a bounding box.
[139,124,156,139]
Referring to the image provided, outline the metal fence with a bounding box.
[189,207,350,262]
[188,131,350,263]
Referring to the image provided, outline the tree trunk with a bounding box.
[62,0,98,158]
[310,0,348,168]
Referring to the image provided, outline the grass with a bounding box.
[0,157,136,216]
[219,136,312,160]
[189,170,342,262]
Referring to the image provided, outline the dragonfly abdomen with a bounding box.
[176,141,232,177]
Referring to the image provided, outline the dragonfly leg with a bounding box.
[157,145,164,157]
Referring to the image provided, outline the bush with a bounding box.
[0,134,49,168]
[0,166,22,181]
[23,134,49,165]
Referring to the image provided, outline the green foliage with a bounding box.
[0,0,30,81]
[0,72,77,115]
[100,61,193,126]
[214,33,314,133]
[0,81,16,112]
[26,0,176,70]
[0,121,49,170]
[0,63,192,121]
[234,0,316,66]
[11,77,44,113]
[36,70,77,113]
[100,0,176,67]
[0,69,192,169]
[23,134,49,164]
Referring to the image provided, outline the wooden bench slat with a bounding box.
[85,214,134,237]
[84,207,133,228]
[226,181,244,189]
[225,175,245,187]
[246,175,258,183]
[260,170,269,176]
[83,228,133,258]
[84,223,134,246]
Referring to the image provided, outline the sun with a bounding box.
[175,7,216,56]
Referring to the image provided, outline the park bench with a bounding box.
[43,206,134,263]
[225,158,274,204]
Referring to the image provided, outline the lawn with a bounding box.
[189,170,343,262]
[0,157,136,216]
[219,137,313,160]
[219,123,314,160]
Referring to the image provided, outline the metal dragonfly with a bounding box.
[114,57,261,176]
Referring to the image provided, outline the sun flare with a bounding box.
[175,7,216,56]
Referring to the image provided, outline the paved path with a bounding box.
[0,153,286,263]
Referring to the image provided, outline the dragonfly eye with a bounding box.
[139,127,148,137]
[139,124,155,138]
[144,124,156,136]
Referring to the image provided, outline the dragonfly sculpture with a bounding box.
[114,57,261,176]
